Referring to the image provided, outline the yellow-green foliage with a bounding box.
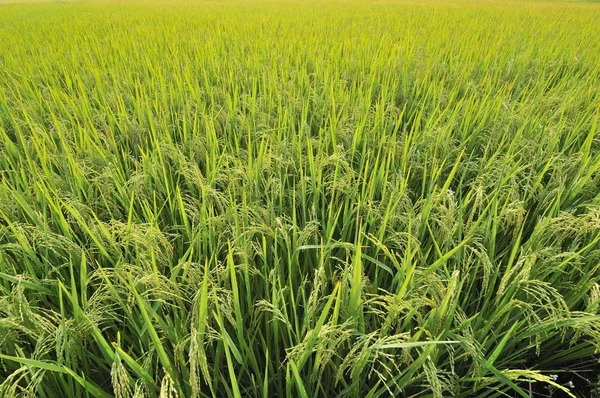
[1,0,600,397]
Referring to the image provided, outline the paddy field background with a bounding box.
[1,0,600,396]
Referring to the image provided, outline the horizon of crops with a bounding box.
[1,0,600,397]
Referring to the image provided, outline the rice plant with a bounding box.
[1,0,600,397]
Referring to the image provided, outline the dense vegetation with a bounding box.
[1,1,600,397]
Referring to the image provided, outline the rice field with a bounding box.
[1,0,600,397]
